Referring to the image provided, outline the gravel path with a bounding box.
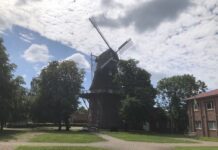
[1,133,218,150]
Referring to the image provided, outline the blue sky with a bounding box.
[0,0,218,91]
[2,25,92,90]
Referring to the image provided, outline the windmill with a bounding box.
[89,17,133,76]
[81,17,133,130]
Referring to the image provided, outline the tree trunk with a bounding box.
[65,118,70,131]
[169,105,174,134]
[170,115,174,134]
[0,121,4,131]
[58,121,62,131]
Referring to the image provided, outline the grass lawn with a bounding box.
[16,146,107,150]
[30,131,105,143]
[104,131,197,143]
[174,147,218,150]
[0,130,26,141]
[196,137,218,142]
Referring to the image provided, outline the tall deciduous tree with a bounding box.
[32,60,84,130]
[116,59,156,129]
[157,74,207,133]
[10,76,29,123]
[0,38,16,131]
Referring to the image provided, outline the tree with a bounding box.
[10,76,29,123]
[157,74,207,133]
[116,59,156,130]
[0,38,16,131]
[31,60,84,130]
[29,77,41,122]
[120,97,148,129]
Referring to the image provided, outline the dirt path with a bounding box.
[9,132,43,142]
[1,133,218,150]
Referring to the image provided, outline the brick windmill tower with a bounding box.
[81,17,132,129]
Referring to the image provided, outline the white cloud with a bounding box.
[31,53,90,76]
[65,53,90,69]
[19,33,34,43]
[22,44,52,63]
[0,0,218,89]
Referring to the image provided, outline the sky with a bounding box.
[0,0,218,91]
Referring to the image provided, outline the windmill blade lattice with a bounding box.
[117,38,133,55]
[99,39,133,69]
[89,16,133,70]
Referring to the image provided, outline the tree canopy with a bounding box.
[116,59,156,129]
[0,39,16,130]
[31,60,84,130]
[157,74,207,133]
[0,39,29,130]
[10,76,29,123]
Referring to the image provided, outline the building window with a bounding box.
[195,121,202,129]
[193,102,199,111]
[208,121,217,130]
[206,101,214,110]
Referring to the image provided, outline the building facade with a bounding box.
[187,89,218,137]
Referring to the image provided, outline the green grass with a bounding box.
[104,131,197,143]
[16,146,107,150]
[0,130,26,141]
[30,131,105,143]
[196,137,218,142]
[174,147,218,150]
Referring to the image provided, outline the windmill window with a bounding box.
[208,121,217,130]
[206,101,214,110]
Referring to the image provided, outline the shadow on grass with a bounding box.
[195,137,218,142]
[29,126,86,132]
[31,128,90,134]
[104,130,190,138]
[0,130,27,141]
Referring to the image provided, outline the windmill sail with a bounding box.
[100,57,117,69]
[99,39,133,69]
[117,38,133,54]
[89,17,111,49]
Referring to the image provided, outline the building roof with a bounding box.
[186,89,218,100]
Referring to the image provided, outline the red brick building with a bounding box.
[186,89,218,137]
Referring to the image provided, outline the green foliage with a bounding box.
[120,97,148,129]
[150,106,169,132]
[116,59,156,129]
[117,59,155,98]
[10,76,30,123]
[157,74,207,133]
[31,60,84,130]
[0,39,29,130]
[0,38,17,130]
